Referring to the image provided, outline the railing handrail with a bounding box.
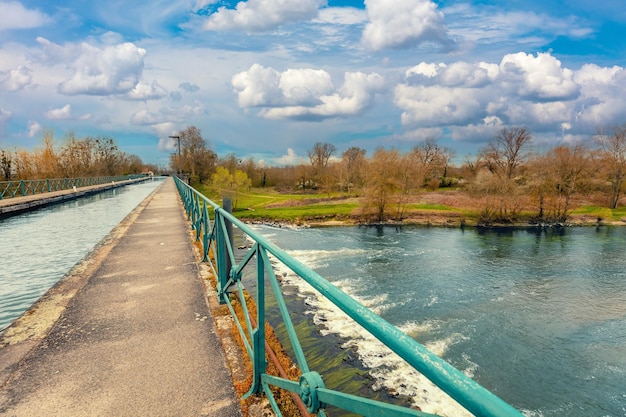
[173,177,525,417]
[0,175,150,199]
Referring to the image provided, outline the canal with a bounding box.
[0,178,164,331]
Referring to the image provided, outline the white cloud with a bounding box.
[444,5,593,45]
[131,101,207,126]
[315,7,367,25]
[203,0,326,32]
[27,120,41,137]
[232,64,384,120]
[0,65,33,91]
[36,37,147,96]
[45,104,72,120]
[0,1,51,30]
[0,107,12,126]
[361,0,454,51]
[499,52,579,100]
[395,84,484,127]
[127,80,168,100]
[394,52,617,136]
[274,148,306,165]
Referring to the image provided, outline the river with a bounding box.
[248,224,626,417]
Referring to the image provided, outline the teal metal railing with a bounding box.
[174,176,525,417]
[0,175,149,199]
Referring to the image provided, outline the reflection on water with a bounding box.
[0,179,163,330]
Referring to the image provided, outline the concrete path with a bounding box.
[0,178,242,417]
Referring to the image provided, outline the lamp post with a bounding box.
[169,135,181,177]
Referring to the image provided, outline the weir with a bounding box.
[174,177,525,417]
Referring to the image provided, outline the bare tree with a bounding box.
[595,125,626,209]
[528,144,590,223]
[472,127,532,224]
[308,142,337,171]
[179,126,217,183]
[341,146,366,195]
[1,149,12,181]
[481,127,532,180]
[363,148,400,223]
[308,141,336,189]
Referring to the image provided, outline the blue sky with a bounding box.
[1,0,625,167]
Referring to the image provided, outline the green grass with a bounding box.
[236,203,359,221]
[573,205,626,221]
[407,203,454,211]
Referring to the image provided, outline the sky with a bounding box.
[1,0,626,167]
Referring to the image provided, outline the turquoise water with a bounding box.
[251,225,626,417]
[0,178,164,330]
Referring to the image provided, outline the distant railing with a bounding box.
[0,175,149,199]
[174,176,525,417]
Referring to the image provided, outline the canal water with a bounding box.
[248,224,626,417]
[0,178,164,331]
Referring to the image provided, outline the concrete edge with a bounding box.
[0,180,165,387]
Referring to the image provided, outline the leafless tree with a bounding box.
[481,127,532,180]
[341,146,366,195]
[178,126,217,183]
[594,124,626,209]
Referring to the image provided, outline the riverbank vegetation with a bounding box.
[194,124,626,227]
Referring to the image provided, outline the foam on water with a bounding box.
[266,247,475,416]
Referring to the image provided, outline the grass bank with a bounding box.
[194,185,626,227]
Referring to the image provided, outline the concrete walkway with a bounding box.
[0,178,242,416]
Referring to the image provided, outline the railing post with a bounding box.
[248,244,266,396]
[217,198,234,304]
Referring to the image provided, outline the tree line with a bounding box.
[195,125,626,225]
[0,130,153,180]
[4,124,624,225]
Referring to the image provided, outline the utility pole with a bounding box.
[169,135,181,176]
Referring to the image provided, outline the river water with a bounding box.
[0,178,164,331]
[248,224,626,417]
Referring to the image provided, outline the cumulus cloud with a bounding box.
[36,37,147,96]
[499,52,579,100]
[232,64,384,120]
[127,80,168,100]
[274,148,306,165]
[204,0,326,32]
[0,1,51,30]
[27,120,42,137]
[0,65,33,91]
[394,52,626,137]
[45,104,72,120]
[361,0,455,51]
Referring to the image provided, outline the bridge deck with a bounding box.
[0,178,242,416]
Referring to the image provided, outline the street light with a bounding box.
[168,135,181,177]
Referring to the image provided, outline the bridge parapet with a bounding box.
[0,175,150,199]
